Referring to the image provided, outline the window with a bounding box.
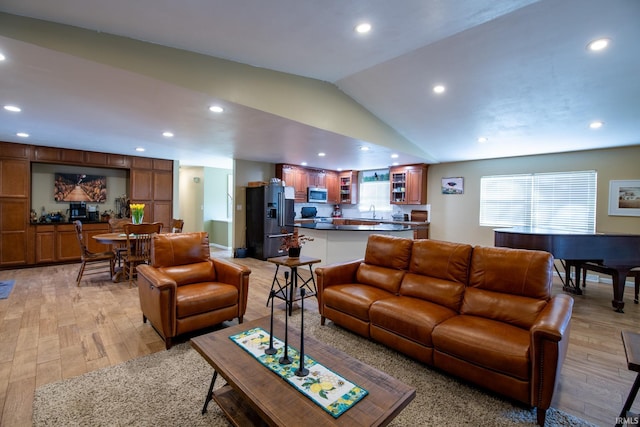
[358,169,392,214]
[480,170,597,232]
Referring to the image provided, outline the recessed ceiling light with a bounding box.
[360,146,369,151]
[301,161,308,166]
[208,105,224,113]
[478,137,488,143]
[589,121,604,129]
[318,152,326,157]
[355,23,371,34]
[0,53,6,61]
[337,168,343,171]
[135,147,146,152]
[3,105,21,112]
[433,85,446,94]
[16,132,29,138]
[162,131,174,138]
[391,153,399,159]
[587,38,611,52]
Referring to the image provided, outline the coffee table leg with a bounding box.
[201,370,218,414]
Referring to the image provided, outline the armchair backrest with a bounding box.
[356,234,412,294]
[150,232,211,267]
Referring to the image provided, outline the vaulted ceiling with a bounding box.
[0,0,638,170]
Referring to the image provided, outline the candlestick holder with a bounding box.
[295,289,309,377]
[265,290,277,355]
[279,271,292,365]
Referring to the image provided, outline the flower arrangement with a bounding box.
[130,203,145,224]
[280,228,313,251]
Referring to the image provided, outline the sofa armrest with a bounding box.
[315,259,362,315]
[529,294,574,410]
[212,258,251,317]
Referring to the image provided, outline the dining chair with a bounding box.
[108,217,131,267]
[74,220,115,286]
[122,222,162,287]
[171,218,184,233]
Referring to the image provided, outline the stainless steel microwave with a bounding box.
[307,187,328,203]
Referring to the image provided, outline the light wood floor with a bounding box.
[0,249,638,426]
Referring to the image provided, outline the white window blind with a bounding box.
[480,170,596,232]
[358,169,392,213]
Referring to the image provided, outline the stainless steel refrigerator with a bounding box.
[246,184,295,260]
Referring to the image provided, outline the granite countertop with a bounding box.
[298,222,413,232]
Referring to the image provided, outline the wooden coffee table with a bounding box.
[191,316,415,426]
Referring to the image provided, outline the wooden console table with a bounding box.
[191,316,415,426]
[618,330,640,426]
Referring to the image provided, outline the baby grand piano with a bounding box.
[495,227,640,313]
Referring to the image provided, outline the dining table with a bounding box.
[92,232,136,282]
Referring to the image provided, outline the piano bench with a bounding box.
[617,330,640,426]
[581,263,640,303]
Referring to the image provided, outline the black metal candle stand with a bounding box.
[264,290,277,355]
[294,289,309,377]
[279,271,292,365]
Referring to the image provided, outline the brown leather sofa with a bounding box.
[315,234,573,426]
[136,232,251,349]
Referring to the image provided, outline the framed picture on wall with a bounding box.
[441,177,464,194]
[54,173,107,203]
[608,180,640,216]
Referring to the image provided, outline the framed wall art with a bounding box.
[54,173,107,203]
[441,177,464,195]
[608,180,640,216]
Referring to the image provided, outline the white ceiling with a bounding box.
[0,0,638,170]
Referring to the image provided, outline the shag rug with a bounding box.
[0,279,15,299]
[33,311,596,427]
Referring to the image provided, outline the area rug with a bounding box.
[0,279,15,299]
[33,311,597,427]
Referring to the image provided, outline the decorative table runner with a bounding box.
[229,327,368,418]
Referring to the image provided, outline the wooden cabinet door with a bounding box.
[0,159,29,197]
[82,223,110,253]
[326,171,339,204]
[406,168,426,205]
[153,171,173,201]
[153,201,172,231]
[0,199,28,265]
[36,230,56,263]
[57,225,81,261]
[131,169,153,201]
[293,168,308,202]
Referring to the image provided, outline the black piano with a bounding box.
[494,227,640,312]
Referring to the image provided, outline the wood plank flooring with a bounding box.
[0,249,638,426]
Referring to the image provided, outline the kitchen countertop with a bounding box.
[298,222,413,232]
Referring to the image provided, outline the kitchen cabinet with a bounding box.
[325,171,339,204]
[307,170,326,188]
[43,222,111,263]
[390,164,427,205]
[130,158,174,230]
[0,148,30,266]
[35,225,56,263]
[339,171,358,204]
[275,164,307,202]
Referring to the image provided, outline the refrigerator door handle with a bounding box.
[278,191,285,227]
[268,233,292,239]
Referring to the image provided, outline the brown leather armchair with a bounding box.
[136,232,251,349]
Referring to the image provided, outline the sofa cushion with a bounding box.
[432,314,531,381]
[176,282,238,318]
[462,245,553,328]
[159,261,216,286]
[399,273,466,312]
[364,234,413,270]
[323,284,394,322]
[356,264,406,294]
[370,296,458,347]
[408,239,472,284]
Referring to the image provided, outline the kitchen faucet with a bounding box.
[369,204,376,219]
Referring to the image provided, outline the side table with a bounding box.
[266,255,321,315]
[617,330,640,427]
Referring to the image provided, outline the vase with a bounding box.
[288,247,301,258]
[132,211,144,224]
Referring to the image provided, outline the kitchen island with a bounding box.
[296,222,414,267]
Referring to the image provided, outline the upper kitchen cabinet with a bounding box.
[276,164,307,202]
[390,164,428,205]
[339,171,358,204]
[307,169,326,188]
[325,171,339,204]
[130,157,174,229]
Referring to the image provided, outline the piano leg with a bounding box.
[560,260,583,295]
[612,268,632,313]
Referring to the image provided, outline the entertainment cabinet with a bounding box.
[0,140,173,268]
